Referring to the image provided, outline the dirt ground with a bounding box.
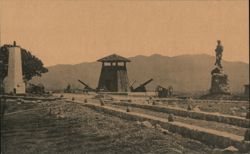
[0,98,231,154]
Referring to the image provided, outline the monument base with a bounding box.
[3,78,26,94]
[210,67,230,95]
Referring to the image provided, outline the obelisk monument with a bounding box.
[3,41,26,94]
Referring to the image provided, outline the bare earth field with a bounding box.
[1,94,249,154]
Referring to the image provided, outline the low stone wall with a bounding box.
[154,98,249,104]
[0,95,59,101]
[128,92,156,97]
[112,102,250,128]
[72,100,250,152]
[98,92,128,95]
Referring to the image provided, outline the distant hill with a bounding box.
[31,54,249,94]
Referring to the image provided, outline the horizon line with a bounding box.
[45,53,249,67]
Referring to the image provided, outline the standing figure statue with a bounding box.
[215,40,223,68]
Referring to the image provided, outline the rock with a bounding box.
[168,148,182,154]
[84,99,88,103]
[171,102,178,108]
[102,95,113,101]
[246,111,250,119]
[126,107,130,112]
[187,104,192,111]
[244,129,250,141]
[168,114,174,122]
[142,121,153,128]
[57,114,65,119]
[157,101,163,105]
[17,98,24,104]
[135,121,141,125]
[222,146,238,153]
[100,99,104,106]
[154,124,162,130]
[231,110,236,115]
[193,106,201,112]
[230,107,238,111]
[162,129,170,135]
[240,112,247,117]
[241,106,247,110]
[48,108,52,115]
[94,94,104,99]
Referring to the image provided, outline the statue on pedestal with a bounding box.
[210,40,230,95]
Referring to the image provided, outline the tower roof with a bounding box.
[97,54,131,62]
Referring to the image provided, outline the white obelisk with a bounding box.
[3,41,25,94]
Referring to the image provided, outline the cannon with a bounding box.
[26,83,45,94]
[130,78,153,92]
[78,80,96,92]
[155,85,173,98]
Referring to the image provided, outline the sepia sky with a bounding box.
[0,0,249,66]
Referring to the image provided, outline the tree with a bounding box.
[0,44,48,83]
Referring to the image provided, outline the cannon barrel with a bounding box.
[132,78,153,92]
[139,78,153,87]
[78,80,95,91]
[78,80,89,87]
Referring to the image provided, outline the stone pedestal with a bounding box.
[210,67,230,95]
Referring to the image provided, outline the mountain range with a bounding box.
[31,54,249,94]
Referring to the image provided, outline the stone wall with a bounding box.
[112,102,250,128]
[73,100,250,152]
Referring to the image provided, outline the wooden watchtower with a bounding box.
[97,54,130,92]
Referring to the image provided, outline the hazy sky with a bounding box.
[0,0,249,66]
